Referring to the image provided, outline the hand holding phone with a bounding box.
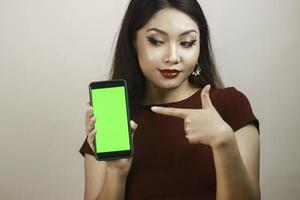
[85,103,138,173]
[87,79,134,161]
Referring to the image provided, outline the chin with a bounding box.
[153,79,186,91]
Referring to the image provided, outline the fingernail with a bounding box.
[207,84,211,91]
[130,120,135,126]
[151,106,158,112]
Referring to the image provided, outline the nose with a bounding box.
[163,44,181,65]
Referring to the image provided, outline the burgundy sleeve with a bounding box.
[79,137,94,157]
[223,87,260,133]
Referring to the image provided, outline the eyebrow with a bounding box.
[146,28,197,36]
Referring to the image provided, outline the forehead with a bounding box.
[141,7,199,35]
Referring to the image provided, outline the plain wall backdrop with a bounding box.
[0,0,299,199]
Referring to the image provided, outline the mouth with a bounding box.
[158,69,181,79]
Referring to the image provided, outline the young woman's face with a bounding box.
[135,8,200,91]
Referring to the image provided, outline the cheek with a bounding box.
[137,44,162,69]
[181,48,200,69]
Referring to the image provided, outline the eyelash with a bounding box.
[146,37,196,48]
[180,40,197,48]
[147,37,164,46]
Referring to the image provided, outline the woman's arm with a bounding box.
[149,85,260,199]
[83,101,138,200]
[212,124,260,200]
[84,154,129,200]
[84,154,107,200]
[95,167,128,200]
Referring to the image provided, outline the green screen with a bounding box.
[91,86,130,153]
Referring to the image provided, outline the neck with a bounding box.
[141,80,199,105]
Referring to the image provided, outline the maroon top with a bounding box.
[79,87,260,200]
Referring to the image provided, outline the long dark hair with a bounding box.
[109,0,224,111]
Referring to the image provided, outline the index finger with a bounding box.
[151,106,189,119]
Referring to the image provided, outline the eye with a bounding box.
[180,40,197,48]
[147,37,164,46]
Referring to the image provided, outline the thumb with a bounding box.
[201,84,213,109]
[130,120,138,135]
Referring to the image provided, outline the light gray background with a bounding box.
[0,0,299,199]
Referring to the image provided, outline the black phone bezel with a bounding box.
[89,79,133,161]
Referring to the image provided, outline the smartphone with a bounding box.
[89,79,132,160]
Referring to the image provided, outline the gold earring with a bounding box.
[191,62,201,76]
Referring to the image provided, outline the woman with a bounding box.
[80,0,260,199]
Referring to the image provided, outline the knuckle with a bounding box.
[89,118,95,126]
[86,125,94,134]
[90,122,95,129]
[85,110,90,117]
[88,130,96,137]
[85,124,89,132]
[184,120,192,128]
[87,133,93,139]
[185,127,191,134]
[184,118,191,124]
[87,108,93,116]
[184,115,192,123]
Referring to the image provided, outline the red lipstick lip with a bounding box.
[159,69,180,79]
